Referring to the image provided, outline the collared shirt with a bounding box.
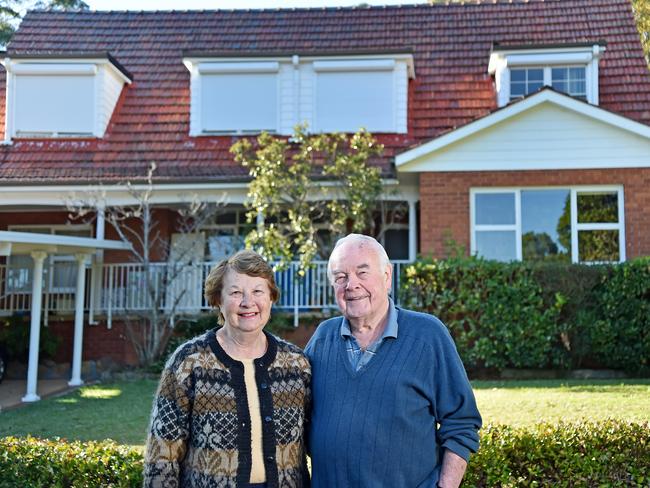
[340,298,399,371]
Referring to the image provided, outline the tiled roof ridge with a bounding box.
[21,0,626,16]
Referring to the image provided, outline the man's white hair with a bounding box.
[327,233,391,283]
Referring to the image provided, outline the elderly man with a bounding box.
[305,234,481,488]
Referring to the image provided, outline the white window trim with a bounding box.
[1,58,131,142]
[489,44,604,107]
[470,185,625,263]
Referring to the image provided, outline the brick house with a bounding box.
[0,0,649,370]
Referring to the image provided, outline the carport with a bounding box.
[0,231,131,402]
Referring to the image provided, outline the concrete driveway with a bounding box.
[0,379,71,411]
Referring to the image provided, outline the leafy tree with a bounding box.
[632,0,650,65]
[231,125,385,274]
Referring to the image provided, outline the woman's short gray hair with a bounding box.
[327,233,391,283]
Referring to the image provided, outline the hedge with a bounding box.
[466,420,650,487]
[400,256,650,374]
[2,420,648,487]
[0,436,143,488]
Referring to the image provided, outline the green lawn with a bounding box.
[0,378,648,448]
[0,379,158,448]
[473,379,650,427]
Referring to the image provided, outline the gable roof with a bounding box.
[396,87,650,171]
[1,0,649,184]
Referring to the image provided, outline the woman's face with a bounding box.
[220,269,273,335]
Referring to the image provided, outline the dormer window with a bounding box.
[489,43,605,107]
[184,53,414,136]
[1,53,132,141]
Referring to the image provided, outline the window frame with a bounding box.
[509,65,587,101]
[470,186,625,264]
[488,44,604,107]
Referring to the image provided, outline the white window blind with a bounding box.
[315,70,394,133]
[14,74,94,135]
[201,72,278,133]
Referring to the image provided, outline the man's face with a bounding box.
[329,241,392,325]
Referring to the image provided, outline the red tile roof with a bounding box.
[1,0,649,183]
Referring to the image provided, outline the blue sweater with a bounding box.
[305,307,482,488]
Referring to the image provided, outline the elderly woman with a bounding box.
[144,250,311,488]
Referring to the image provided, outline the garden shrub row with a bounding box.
[400,256,650,374]
[465,420,650,487]
[2,420,648,487]
[0,436,143,488]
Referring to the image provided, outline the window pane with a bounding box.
[205,230,244,261]
[521,189,571,262]
[552,67,567,81]
[384,229,409,260]
[51,261,78,289]
[578,230,619,262]
[510,83,525,97]
[577,192,618,223]
[553,81,567,93]
[511,69,526,82]
[569,80,586,95]
[475,193,515,225]
[570,67,586,79]
[529,81,543,93]
[475,231,517,261]
[528,69,544,82]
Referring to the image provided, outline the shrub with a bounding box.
[0,436,143,488]
[400,256,650,374]
[587,258,650,375]
[3,421,647,487]
[401,256,565,369]
[466,420,650,487]
[0,313,60,362]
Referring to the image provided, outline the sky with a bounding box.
[84,0,426,11]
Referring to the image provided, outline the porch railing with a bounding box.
[0,260,411,326]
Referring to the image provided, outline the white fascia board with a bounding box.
[0,230,131,252]
[396,89,650,170]
[0,182,251,207]
[488,45,605,73]
[198,61,280,74]
[313,59,395,72]
[183,57,290,72]
[8,63,97,76]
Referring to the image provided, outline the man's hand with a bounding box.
[437,449,467,488]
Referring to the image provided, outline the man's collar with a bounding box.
[340,298,399,340]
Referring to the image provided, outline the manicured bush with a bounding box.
[401,257,565,370]
[466,420,650,487]
[0,436,143,488]
[3,421,647,486]
[400,256,650,374]
[587,258,650,375]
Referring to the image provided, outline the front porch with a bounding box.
[0,259,412,326]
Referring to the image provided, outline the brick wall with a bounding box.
[49,319,139,365]
[419,168,650,259]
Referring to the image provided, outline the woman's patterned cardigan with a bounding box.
[144,328,311,487]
